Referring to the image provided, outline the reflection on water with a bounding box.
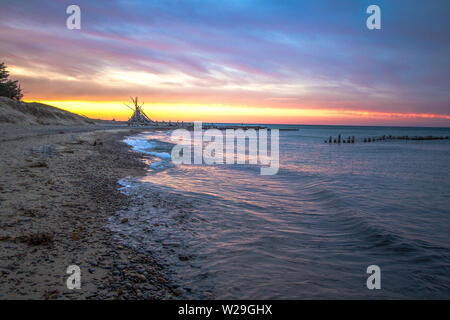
[110,125,450,299]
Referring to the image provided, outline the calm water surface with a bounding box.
[109,125,450,299]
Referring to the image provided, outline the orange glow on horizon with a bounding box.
[30,100,450,126]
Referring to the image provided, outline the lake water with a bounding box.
[109,125,450,299]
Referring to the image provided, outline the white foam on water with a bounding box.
[148,151,171,160]
[123,134,174,171]
[123,138,156,154]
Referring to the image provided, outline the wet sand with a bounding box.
[0,125,178,299]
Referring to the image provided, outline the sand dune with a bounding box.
[0,97,94,126]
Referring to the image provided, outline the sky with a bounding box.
[0,0,449,126]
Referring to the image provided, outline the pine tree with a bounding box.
[0,62,23,100]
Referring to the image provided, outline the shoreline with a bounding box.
[0,125,178,299]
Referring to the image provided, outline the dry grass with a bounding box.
[19,232,54,245]
[0,232,54,246]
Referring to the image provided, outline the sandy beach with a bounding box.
[1,0,449,306]
[0,123,178,299]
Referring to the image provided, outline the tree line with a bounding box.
[0,62,23,100]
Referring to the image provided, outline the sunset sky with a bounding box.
[0,0,449,126]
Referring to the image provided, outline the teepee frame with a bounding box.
[125,97,152,125]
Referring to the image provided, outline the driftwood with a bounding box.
[125,97,152,126]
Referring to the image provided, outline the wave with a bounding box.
[124,135,174,171]
[113,129,450,299]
